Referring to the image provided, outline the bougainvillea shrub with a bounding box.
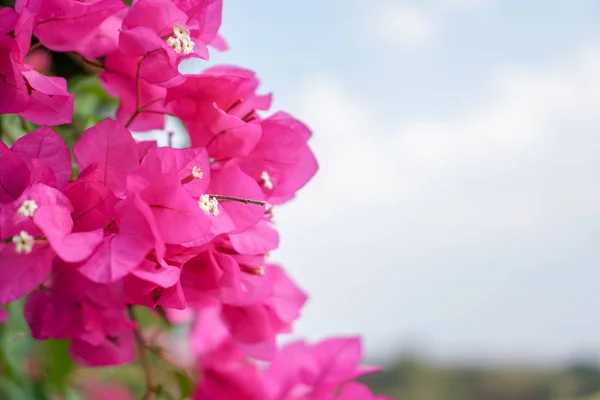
[0,0,389,398]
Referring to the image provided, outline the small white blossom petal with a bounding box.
[260,171,274,190]
[167,36,182,54]
[192,166,203,179]
[181,37,195,55]
[17,199,38,217]
[198,195,219,216]
[198,194,212,215]
[173,24,190,39]
[12,231,34,254]
[209,198,219,216]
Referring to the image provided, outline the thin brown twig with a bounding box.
[208,195,266,206]
[139,98,163,109]
[125,55,147,129]
[140,110,178,118]
[19,117,32,132]
[72,52,106,70]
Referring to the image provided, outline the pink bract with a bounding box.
[74,118,140,196]
[20,0,125,52]
[11,126,71,188]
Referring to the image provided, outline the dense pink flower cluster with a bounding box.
[0,0,388,398]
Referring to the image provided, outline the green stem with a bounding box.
[128,305,159,400]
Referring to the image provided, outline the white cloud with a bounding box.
[370,0,492,49]
[433,0,491,11]
[371,2,438,48]
[275,45,600,360]
[282,45,600,231]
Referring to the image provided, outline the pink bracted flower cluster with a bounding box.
[0,0,388,398]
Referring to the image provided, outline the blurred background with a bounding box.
[184,0,600,398]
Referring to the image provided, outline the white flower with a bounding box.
[192,166,203,179]
[261,170,274,190]
[199,194,212,215]
[17,199,38,217]
[167,36,182,54]
[209,197,219,216]
[12,231,34,254]
[167,25,195,55]
[181,36,195,55]
[199,195,219,216]
[173,24,190,39]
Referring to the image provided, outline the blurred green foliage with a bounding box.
[0,300,192,399]
[362,357,600,400]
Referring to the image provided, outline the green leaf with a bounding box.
[40,339,75,395]
[0,114,27,145]
[0,377,30,400]
[63,387,85,400]
[31,381,52,400]
[0,300,32,386]
[173,370,194,399]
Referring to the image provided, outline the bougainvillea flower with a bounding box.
[168,65,272,123]
[122,262,186,309]
[73,10,125,59]
[203,165,265,239]
[10,126,71,189]
[181,243,271,307]
[171,0,223,48]
[1,183,72,240]
[24,265,135,367]
[18,0,125,52]
[139,146,211,197]
[0,6,34,59]
[262,337,381,400]
[0,44,30,115]
[166,66,271,158]
[0,181,104,303]
[0,128,73,204]
[0,7,33,114]
[238,267,305,358]
[190,103,263,160]
[239,112,318,204]
[126,170,211,245]
[119,0,222,87]
[190,265,306,361]
[0,0,370,393]
[74,118,140,196]
[0,38,73,124]
[99,51,172,131]
[77,195,158,283]
[0,240,54,305]
[33,204,104,263]
[64,179,118,233]
[25,265,124,342]
[0,7,73,124]
[70,326,135,367]
[189,296,269,399]
[229,218,279,256]
[0,141,30,204]
[208,33,229,52]
[193,361,266,400]
[18,69,74,126]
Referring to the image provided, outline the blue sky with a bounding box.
[182,0,600,365]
